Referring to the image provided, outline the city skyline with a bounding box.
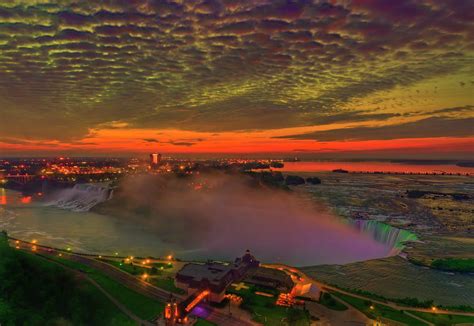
[0,0,473,157]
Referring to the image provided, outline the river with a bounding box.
[0,187,414,266]
[276,161,473,174]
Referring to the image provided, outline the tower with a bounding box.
[150,153,161,168]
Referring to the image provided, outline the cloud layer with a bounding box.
[0,0,473,152]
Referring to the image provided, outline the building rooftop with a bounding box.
[177,262,234,284]
[175,251,260,294]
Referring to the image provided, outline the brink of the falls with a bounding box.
[352,219,418,254]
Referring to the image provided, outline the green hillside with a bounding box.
[0,232,134,325]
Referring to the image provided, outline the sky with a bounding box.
[0,0,473,158]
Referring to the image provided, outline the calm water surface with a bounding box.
[277,161,473,174]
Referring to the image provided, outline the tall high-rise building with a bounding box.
[150,153,161,167]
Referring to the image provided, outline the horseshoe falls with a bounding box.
[353,219,418,254]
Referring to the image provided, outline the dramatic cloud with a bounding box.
[278,116,474,141]
[0,0,473,154]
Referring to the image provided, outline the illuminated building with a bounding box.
[175,250,259,303]
[150,153,162,168]
[243,267,294,292]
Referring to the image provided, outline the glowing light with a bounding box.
[142,273,148,280]
[165,303,172,319]
[31,239,37,244]
[185,290,210,312]
[21,196,32,204]
[432,306,437,312]
[167,255,173,260]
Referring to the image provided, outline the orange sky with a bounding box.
[1,125,472,157]
[0,1,473,158]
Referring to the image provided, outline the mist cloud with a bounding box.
[96,172,391,265]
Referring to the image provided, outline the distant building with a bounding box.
[244,267,294,292]
[150,153,162,168]
[291,282,320,300]
[175,250,259,303]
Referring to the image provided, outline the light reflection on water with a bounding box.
[277,161,473,174]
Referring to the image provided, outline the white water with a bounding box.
[45,184,113,212]
[352,220,418,254]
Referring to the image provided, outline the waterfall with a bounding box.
[45,184,113,212]
[353,220,417,254]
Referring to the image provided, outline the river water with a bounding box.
[276,161,472,174]
[0,186,416,266]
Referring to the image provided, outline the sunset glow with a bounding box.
[0,0,472,157]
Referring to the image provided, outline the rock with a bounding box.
[285,175,305,186]
[306,177,321,185]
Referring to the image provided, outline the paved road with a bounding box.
[15,240,252,326]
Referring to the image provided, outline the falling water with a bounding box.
[45,184,113,212]
[352,220,418,254]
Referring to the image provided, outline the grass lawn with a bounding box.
[331,292,426,326]
[98,258,150,276]
[318,292,348,311]
[153,262,174,269]
[431,258,474,273]
[96,259,183,295]
[46,254,164,320]
[77,281,137,326]
[410,311,474,325]
[195,318,217,326]
[151,277,185,295]
[90,273,164,320]
[0,234,135,326]
[227,284,310,325]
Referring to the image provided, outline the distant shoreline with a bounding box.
[273,161,473,175]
